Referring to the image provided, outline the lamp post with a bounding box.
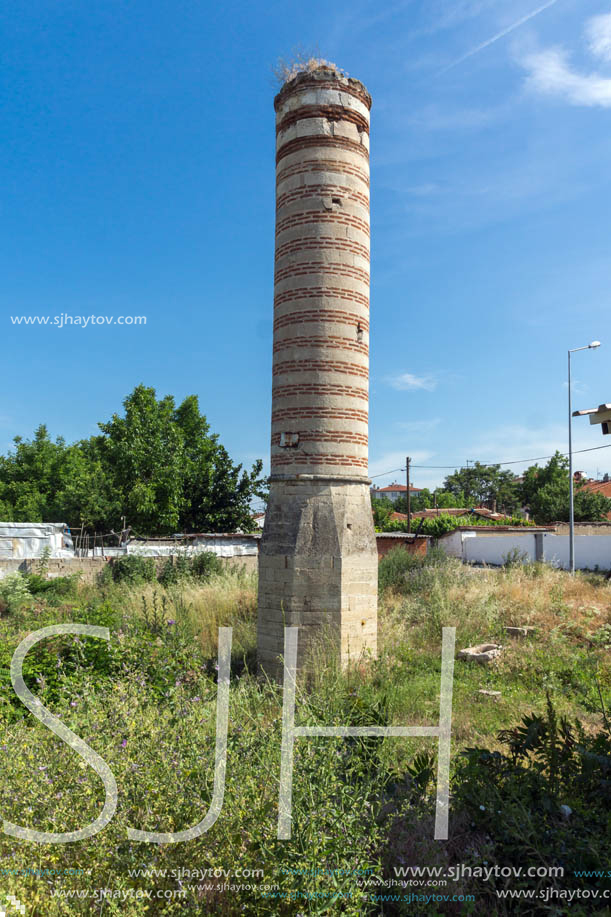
[568,341,601,574]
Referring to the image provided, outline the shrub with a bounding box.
[111,555,156,585]
[35,546,52,575]
[23,573,79,599]
[158,551,224,586]
[502,547,531,568]
[378,546,452,595]
[157,554,189,586]
[190,551,223,580]
[0,571,32,613]
[380,513,535,537]
[452,696,611,897]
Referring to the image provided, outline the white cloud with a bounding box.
[457,422,606,474]
[386,372,438,391]
[369,420,610,491]
[522,47,611,107]
[585,12,611,62]
[562,379,589,395]
[520,12,611,109]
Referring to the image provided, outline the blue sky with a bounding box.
[2,0,611,494]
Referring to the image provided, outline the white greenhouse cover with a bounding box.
[0,522,74,559]
[126,535,258,558]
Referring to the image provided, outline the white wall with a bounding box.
[540,534,611,571]
[437,531,468,558]
[463,534,537,566]
[438,530,611,570]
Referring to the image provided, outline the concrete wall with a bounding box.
[0,557,109,583]
[539,534,611,570]
[436,530,464,559]
[0,532,410,583]
[0,553,258,582]
[438,530,611,570]
[553,523,611,536]
[222,555,258,573]
[463,534,536,566]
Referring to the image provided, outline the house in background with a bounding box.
[370,482,423,504]
[579,475,611,520]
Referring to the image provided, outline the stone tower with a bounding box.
[257,65,377,678]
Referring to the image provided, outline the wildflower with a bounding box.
[121,739,128,748]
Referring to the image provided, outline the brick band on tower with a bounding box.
[257,65,378,678]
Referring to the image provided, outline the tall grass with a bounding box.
[117,567,258,664]
[0,553,609,914]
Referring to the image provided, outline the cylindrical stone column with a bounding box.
[257,66,378,677]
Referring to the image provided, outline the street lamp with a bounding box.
[568,341,601,574]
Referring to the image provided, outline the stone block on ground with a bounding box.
[458,644,502,664]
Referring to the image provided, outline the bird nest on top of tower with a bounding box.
[273,55,348,88]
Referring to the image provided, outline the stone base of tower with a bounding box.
[257,476,378,679]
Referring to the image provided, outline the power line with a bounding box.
[370,468,404,479]
[370,443,611,479]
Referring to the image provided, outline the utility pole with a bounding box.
[567,341,601,574]
[568,350,574,574]
[406,456,411,534]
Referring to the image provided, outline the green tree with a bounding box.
[520,452,611,524]
[51,440,120,531]
[442,463,519,512]
[175,393,264,533]
[0,426,64,522]
[393,488,470,514]
[436,489,468,508]
[97,385,186,534]
[371,496,394,527]
[393,489,433,513]
[0,386,265,535]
